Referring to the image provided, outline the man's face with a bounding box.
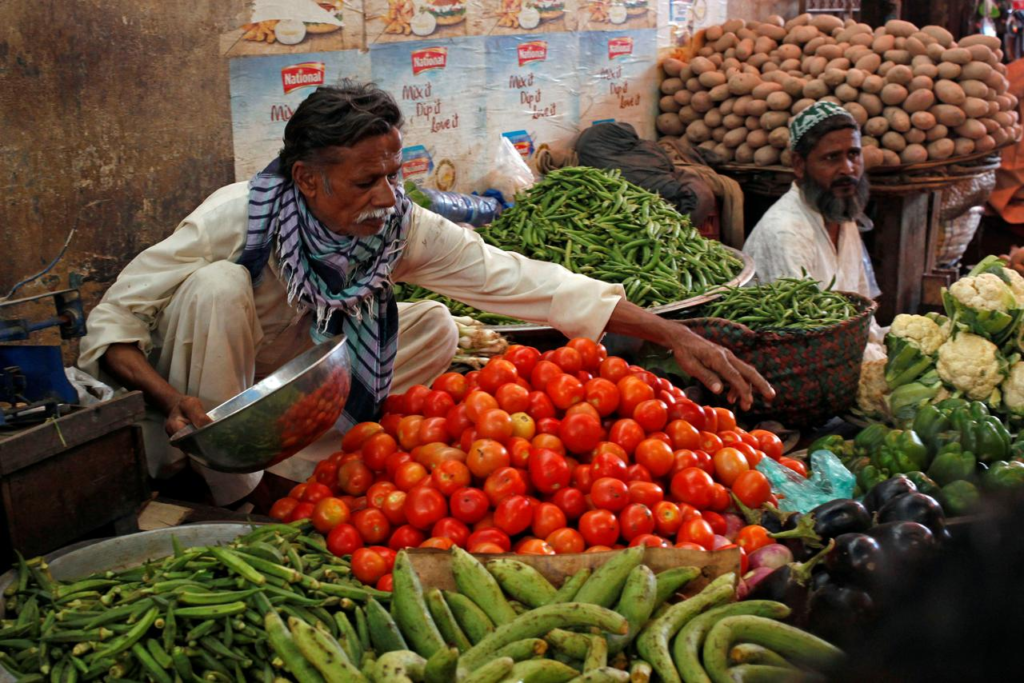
[794,127,864,197]
[292,127,404,238]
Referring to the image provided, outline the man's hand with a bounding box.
[604,299,775,411]
[165,395,213,437]
[999,246,1024,276]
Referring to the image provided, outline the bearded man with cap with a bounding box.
[743,102,880,299]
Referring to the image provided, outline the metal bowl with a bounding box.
[169,335,351,473]
[487,246,756,336]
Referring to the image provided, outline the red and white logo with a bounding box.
[281,62,326,95]
[412,47,448,76]
[518,41,548,67]
[608,37,633,60]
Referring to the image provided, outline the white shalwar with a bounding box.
[79,181,624,504]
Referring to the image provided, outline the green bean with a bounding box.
[702,277,858,331]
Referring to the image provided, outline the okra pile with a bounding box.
[395,166,744,324]
[0,522,388,682]
[701,277,859,331]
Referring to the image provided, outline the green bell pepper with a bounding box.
[936,397,970,414]
[983,460,1024,490]
[807,435,854,463]
[904,471,942,497]
[911,404,952,457]
[857,463,890,493]
[926,443,976,486]
[1010,435,1024,461]
[950,406,1011,464]
[872,429,929,475]
[941,480,980,517]
[853,423,890,460]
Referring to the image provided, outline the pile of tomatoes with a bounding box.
[269,339,803,589]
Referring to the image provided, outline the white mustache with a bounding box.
[356,207,396,222]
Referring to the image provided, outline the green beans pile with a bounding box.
[395,166,743,325]
[701,277,859,330]
[0,521,387,682]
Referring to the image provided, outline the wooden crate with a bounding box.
[0,392,148,564]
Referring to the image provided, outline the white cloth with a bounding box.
[743,183,879,299]
[79,181,625,502]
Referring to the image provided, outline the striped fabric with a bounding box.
[238,160,411,428]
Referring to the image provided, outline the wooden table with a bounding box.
[0,392,149,564]
[716,152,1003,325]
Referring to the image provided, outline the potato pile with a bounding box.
[656,14,1022,168]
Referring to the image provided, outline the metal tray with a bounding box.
[487,246,755,334]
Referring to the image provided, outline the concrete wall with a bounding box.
[729,0,801,23]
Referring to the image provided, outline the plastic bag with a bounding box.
[757,451,856,513]
[65,366,114,405]
[479,137,534,202]
[418,189,502,227]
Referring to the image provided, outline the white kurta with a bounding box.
[79,181,625,502]
[742,183,878,298]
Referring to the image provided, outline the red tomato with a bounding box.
[404,487,447,530]
[694,450,716,477]
[433,460,471,496]
[525,391,557,422]
[507,436,533,467]
[269,497,299,522]
[537,417,561,435]
[572,464,595,493]
[619,503,656,541]
[336,460,373,497]
[625,464,652,482]
[376,574,394,592]
[733,470,772,508]
[432,372,468,402]
[599,356,630,383]
[517,539,556,556]
[479,359,519,394]
[418,417,449,447]
[362,433,398,472]
[547,375,585,410]
[466,439,510,480]
[565,402,601,421]
[678,517,715,550]
[550,487,587,520]
[634,439,675,478]
[579,509,620,547]
[712,448,750,487]
[397,415,424,451]
[467,528,512,552]
[627,481,664,507]
[699,431,724,454]
[667,400,706,431]
[388,524,426,550]
[301,483,334,504]
[558,414,602,454]
[326,523,363,556]
[748,429,784,461]
[342,422,385,452]
[665,420,701,451]
[484,467,528,506]
[476,409,514,442]
[431,517,471,547]
[504,345,541,379]
[530,361,564,393]
[352,509,390,545]
[311,497,351,534]
[550,347,584,375]
[629,534,670,548]
[563,338,600,371]
[464,391,500,422]
[401,385,431,415]
[652,500,683,536]
[674,541,706,552]
[736,525,774,554]
[591,452,628,481]
[718,430,744,448]
[632,400,669,432]
[671,449,701,477]
[495,383,530,414]
[584,378,620,417]
[422,390,456,419]
[313,460,339,490]
[494,495,534,535]
[420,537,455,550]
[594,441,628,460]
[394,462,429,492]
[670,467,716,509]
[616,376,656,419]
[469,542,505,554]
[445,405,473,441]
[381,491,407,526]
[448,487,488,524]
[368,546,396,572]
[528,449,571,494]
[591,477,630,512]
[702,511,727,536]
[608,419,646,456]
[779,457,809,478]
[547,527,586,554]
[709,484,731,512]
[531,502,567,539]
[713,407,737,432]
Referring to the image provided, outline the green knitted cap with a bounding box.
[789,101,856,151]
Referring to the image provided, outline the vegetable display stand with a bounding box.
[0,391,148,567]
[716,150,1004,325]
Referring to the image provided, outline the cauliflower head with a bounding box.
[857,358,890,418]
[948,273,1019,313]
[1002,361,1024,415]
[889,314,949,355]
[936,332,1006,401]
[1003,267,1024,306]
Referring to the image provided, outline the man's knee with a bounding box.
[181,262,253,310]
[414,301,459,360]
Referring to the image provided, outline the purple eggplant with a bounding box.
[736,566,776,600]
[747,543,794,571]
[825,533,887,588]
[867,521,937,574]
[876,492,950,543]
[806,581,876,647]
[863,474,917,513]
[747,539,835,623]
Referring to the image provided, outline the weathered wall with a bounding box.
[728,0,801,23]
[0,0,245,348]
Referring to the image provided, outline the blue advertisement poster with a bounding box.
[577,28,658,140]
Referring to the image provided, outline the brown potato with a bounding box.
[963,97,991,119]
[735,143,756,164]
[858,92,884,116]
[884,106,912,132]
[863,145,886,168]
[691,91,714,113]
[760,111,791,130]
[754,145,781,166]
[886,65,913,85]
[704,108,724,128]
[792,98,816,114]
[901,143,928,163]
[961,79,989,99]
[861,74,885,94]
[660,95,682,113]
[941,48,972,65]
[674,89,693,106]
[912,61,939,79]
[931,104,968,127]
[661,78,685,95]
[903,89,936,113]
[657,113,685,135]
[885,19,918,38]
[678,106,701,124]
[905,128,926,144]
[921,26,954,48]
[728,73,760,95]
[836,83,859,102]
[927,138,955,159]
[955,119,987,140]
[662,59,685,76]
[909,75,934,92]
[882,131,908,151]
[865,116,890,137]
[690,56,716,75]
[802,79,829,100]
[769,126,791,149]
[881,149,902,165]
[935,80,967,106]
[884,50,911,65]
[686,120,712,142]
[911,111,937,130]
[843,102,869,126]
[873,34,896,53]
[822,68,848,87]
[881,83,909,106]
[855,52,882,73]
[747,129,769,149]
